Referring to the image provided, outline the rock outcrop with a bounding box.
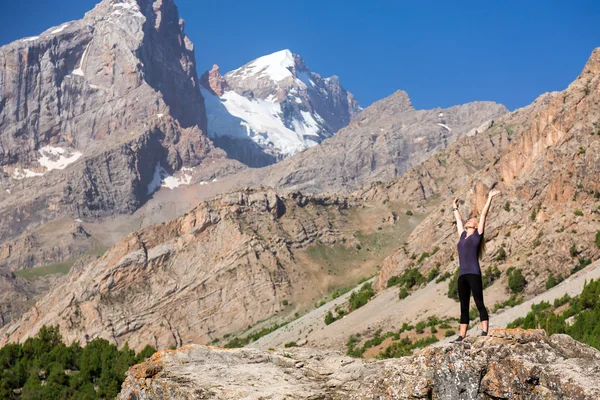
[117,329,600,399]
[1,188,407,350]
[375,47,600,292]
[200,49,362,167]
[244,90,508,193]
[199,64,230,97]
[0,0,243,325]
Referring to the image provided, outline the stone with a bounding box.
[117,329,600,399]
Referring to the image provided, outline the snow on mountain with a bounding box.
[200,50,361,167]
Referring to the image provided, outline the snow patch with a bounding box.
[437,123,452,132]
[228,49,295,82]
[23,37,39,42]
[147,164,195,194]
[212,178,218,182]
[203,88,327,156]
[37,146,82,171]
[112,1,144,18]
[438,112,444,118]
[51,24,69,34]
[294,97,303,104]
[156,113,164,118]
[71,42,90,77]
[12,168,44,180]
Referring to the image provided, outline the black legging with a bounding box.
[458,274,489,324]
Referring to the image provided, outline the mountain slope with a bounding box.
[241,90,508,193]
[200,50,362,167]
[377,47,600,293]
[0,188,420,350]
[0,0,244,326]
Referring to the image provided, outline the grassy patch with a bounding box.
[507,279,600,350]
[14,246,108,280]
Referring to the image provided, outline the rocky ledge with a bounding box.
[118,329,600,399]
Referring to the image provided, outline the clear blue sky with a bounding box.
[0,0,598,110]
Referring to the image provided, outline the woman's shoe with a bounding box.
[451,335,464,343]
[480,331,488,336]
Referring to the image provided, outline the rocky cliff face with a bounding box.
[243,90,508,193]
[200,49,362,167]
[0,0,244,327]
[0,188,410,350]
[117,329,600,399]
[376,48,600,292]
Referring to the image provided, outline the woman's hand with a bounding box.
[488,189,500,200]
[453,197,460,209]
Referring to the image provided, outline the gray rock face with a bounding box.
[200,49,362,167]
[117,329,600,400]
[247,90,508,193]
[0,0,233,326]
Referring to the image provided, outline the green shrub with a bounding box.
[507,268,526,293]
[387,275,401,287]
[596,232,600,249]
[427,267,440,282]
[530,208,537,221]
[398,288,409,299]
[430,326,438,334]
[406,210,413,216]
[284,342,297,348]
[546,273,558,289]
[506,280,600,351]
[282,299,288,306]
[0,325,156,399]
[445,329,455,337]
[572,258,592,274]
[435,271,452,283]
[415,321,427,334]
[447,268,460,300]
[570,244,579,257]
[469,306,478,321]
[574,209,584,217]
[378,335,438,359]
[482,266,501,289]
[504,202,511,212]
[324,311,336,325]
[554,294,570,308]
[349,283,375,311]
[417,252,430,264]
[495,247,507,262]
[400,268,425,288]
[492,294,524,312]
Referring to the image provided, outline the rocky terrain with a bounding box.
[117,329,600,399]
[376,47,600,294]
[0,188,421,350]
[0,0,246,325]
[201,50,362,167]
[243,90,508,194]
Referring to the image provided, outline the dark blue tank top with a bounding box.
[457,230,482,276]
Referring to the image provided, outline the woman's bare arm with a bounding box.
[453,197,465,236]
[478,189,500,235]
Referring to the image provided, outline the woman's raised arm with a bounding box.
[478,189,500,235]
[453,197,465,236]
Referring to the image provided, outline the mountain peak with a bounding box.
[581,47,600,76]
[226,49,297,82]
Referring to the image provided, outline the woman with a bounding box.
[451,189,500,342]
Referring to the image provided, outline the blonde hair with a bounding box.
[465,218,485,260]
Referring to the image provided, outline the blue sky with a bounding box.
[0,0,598,110]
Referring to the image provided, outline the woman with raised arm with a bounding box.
[451,189,500,342]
